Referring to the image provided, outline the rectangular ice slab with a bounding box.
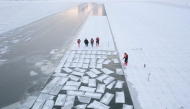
[112,58,119,63]
[49,77,61,85]
[38,94,54,100]
[116,91,125,103]
[62,68,73,73]
[77,96,91,103]
[64,96,75,107]
[107,81,116,89]
[115,80,124,88]
[96,84,105,93]
[88,79,96,87]
[67,90,84,96]
[90,58,96,62]
[32,99,45,109]
[86,71,97,78]
[68,75,80,81]
[90,69,102,74]
[42,100,54,109]
[104,76,115,85]
[87,100,109,109]
[70,63,77,67]
[77,62,83,67]
[71,71,85,76]
[86,51,92,54]
[100,92,114,105]
[84,92,102,99]
[89,63,96,68]
[96,64,102,69]
[101,68,114,74]
[82,64,89,68]
[57,77,69,86]
[91,51,96,54]
[73,68,86,72]
[55,94,67,106]
[79,86,96,92]
[84,59,90,63]
[53,73,68,78]
[97,59,105,63]
[96,74,109,82]
[66,81,81,86]
[116,68,124,75]
[81,76,89,84]
[49,85,62,95]
[103,60,111,64]
[75,104,87,108]
[62,85,79,90]
[41,84,54,94]
[123,104,133,109]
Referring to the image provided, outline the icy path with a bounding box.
[105,2,190,109]
[71,16,115,51]
[0,1,78,35]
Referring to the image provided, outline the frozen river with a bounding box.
[0,3,106,107]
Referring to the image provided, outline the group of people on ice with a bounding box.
[77,37,99,47]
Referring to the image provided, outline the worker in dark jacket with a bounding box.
[123,53,128,66]
[96,37,99,47]
[77,39,81,47]
[91,38,94,47]
[84,38,89,47]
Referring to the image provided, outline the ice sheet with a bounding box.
[96,84,105,93]
[100,92,114,105]
[55,94,67,106]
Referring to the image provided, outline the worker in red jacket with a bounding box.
[91,38,94,47]
[96,37,99,47]
[123,53,128,66]
[77,39,81,47]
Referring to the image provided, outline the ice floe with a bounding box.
[90,69,102,74]
[77,96,91,103]
[100,68,114,74]
[96,84,105,93]
[86,71,98,78]
[42,100,54,109]
[100,92,114,105]
[81,76,89,84]
[115,91,125,103]
[96,74,109,82]
[106,81,116,89]
[67,90,85,96]
[87,100,109,109]
[79,86,96,92]
[88,79,96,87]
[68,75,80,81]
[55,94,67,106]
[32,99,45,109]
[49,85,62,95]
[64,96,75,107]
[62,85,79,91]
[84,92,102,99]
[115,80,124,88]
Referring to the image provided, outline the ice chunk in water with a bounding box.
[55,94,66,106]
[64,96,75,107]
[57,77,69,86]
[62,85,79,90]
[96,84,105,93]
[103,76,115,85]
[112,58,119,63]
[116,68,124,75]
[75,104,87,108]
[115,80,124,88]
[32,99,45,109]
[97,59,105,63]
[87,100,109,109]
[66,81,81,86]
[38,94,54,100]
[115,91,125,103]
[96,64,102,69]
[71,71,85,76]
[68,75,80,81]
[42,100,54,109]
[67,90,84,96]
[100,68,114,74]
[41,84,54,94]
[122,104,133,109]
[106,81,116,89]
[77,96,91,103]
[96,74,109,82]
[79,86,96,92]
[88,79,96,87]
[84,92,102,99]
[103,60,111,65]
[86,71,97,78]
[62,68,73,73]
[100,92,114,105]
[90,69,102,74]
[49,85,62,95]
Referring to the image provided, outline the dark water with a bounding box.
[0,3,106,107]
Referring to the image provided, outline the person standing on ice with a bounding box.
[84,38,89,47]
[77,39,81,47]
[96,37,99,47]
[91,38,94,47]
[123,53,128,66]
